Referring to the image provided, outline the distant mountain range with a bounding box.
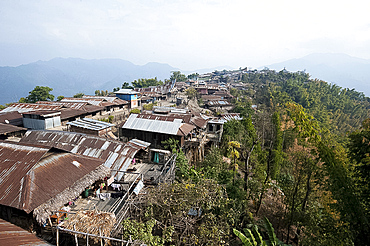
[0,58,179,105]
[266,53,370,97]
[1,53,370,105]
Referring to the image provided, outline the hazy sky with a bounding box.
[1,0,370,70]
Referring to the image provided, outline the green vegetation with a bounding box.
[129,108,140,114]
[170,71,187,82]
[99,116,114,123]
[73,92,85,98]
[19,86,54,103]
[185,87,198,100]
[142,102,157,111]
[95,90,109,96]
[131,77,163,88]
[56,95,64,101]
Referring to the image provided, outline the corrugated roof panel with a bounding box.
[0,141,105,213]
[0,103,62,113]
[123,114,182,135]
[20,131,150,180]
[0,218,51,245]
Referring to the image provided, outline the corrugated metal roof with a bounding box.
[20,130,150,181]
[190,116,208,129]
[23,110,61,117]
[90,96,128,105]
[83,95,117,103]
[0,141,105,213]
[178,123,195,136]
[123,114,183,135]
[36,101,88,110]
[67,118,115,131]
[207,100,232,107]
[0,111,23,126]
[0,218,51,245]
[221,113,243,122]
[58,108,86,120]
[0,123,26,135]
[61,97,104,106]
[0,103,62,113]
[137,113,192,123]
[115,89,140,95]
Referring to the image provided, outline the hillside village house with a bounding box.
[66,117,116,139]
[23,110,62,130]
[120,113,196,148]
[115,89,141,108]
[0,141,109,228]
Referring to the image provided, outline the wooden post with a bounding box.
[48,217,54,235]
[74,225,79,246]
[100,228,103,246]
[56,226,59,246]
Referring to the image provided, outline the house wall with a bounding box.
[24,116,61,130]
[23,118,45,130]
[121,128,183,148]
[116,94,137,101]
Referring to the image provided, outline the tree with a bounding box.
[57,95,64,101]
[122,219,173,246]
[187,73,199,80]
[73,92,84,98]
[20,86,55,103]
[170,71,187,82]
[228,140,241,183]
[131,78,163,88]
[121,82,133,89]
[133,179,236,245]
[185,87,198,100]
[130,108,141,114]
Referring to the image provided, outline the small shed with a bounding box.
[67,118,115,138]
[23,110,61,130]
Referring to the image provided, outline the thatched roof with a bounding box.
[62,210,116,242]
[33,165,110,224]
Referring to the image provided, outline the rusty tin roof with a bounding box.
[0,123,27,135]
[0,103,62,113]
[0,141,105,213]
[0,219,51,245]
[20,130,150,181]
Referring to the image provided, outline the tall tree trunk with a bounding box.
[244,142,257,192]
[294,171,312,244]
[286,173,301,244]
[256,146,272,215]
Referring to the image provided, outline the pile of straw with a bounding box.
[63,210,116,241]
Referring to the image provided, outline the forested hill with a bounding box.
[266,53,370,97]
[236,69,370,138]
[221,69,370,245]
